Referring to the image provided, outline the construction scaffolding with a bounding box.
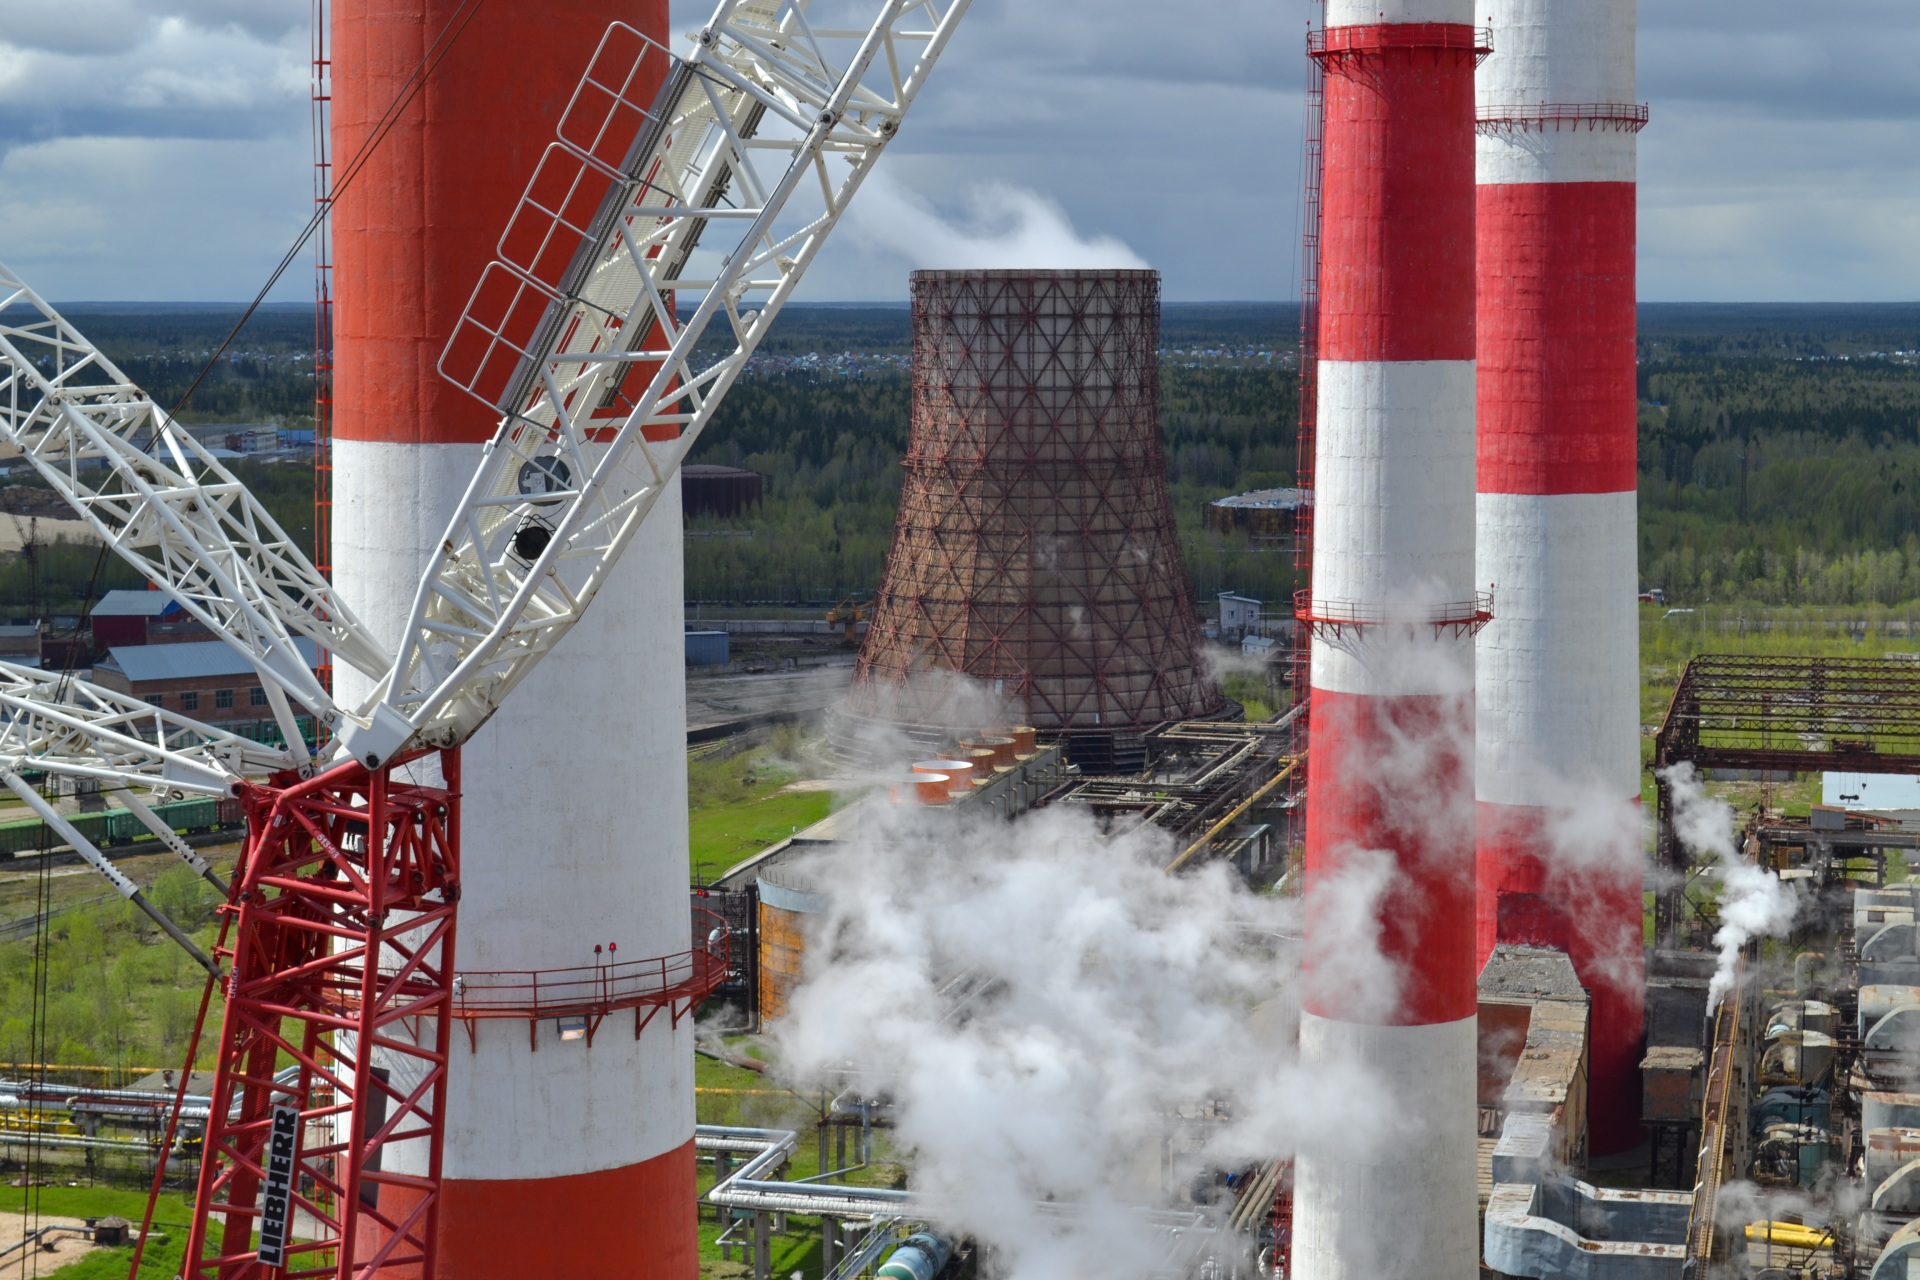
[846,270,1226,772]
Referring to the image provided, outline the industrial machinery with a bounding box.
[826,594,871,646]
[0,0,969,1274]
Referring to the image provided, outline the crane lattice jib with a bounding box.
[0,267,390,743]
[347,0,971,766]
[0,661,290,795]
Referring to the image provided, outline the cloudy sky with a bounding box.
[0,0,1915,303]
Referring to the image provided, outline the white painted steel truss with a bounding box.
[0,262,389,749]
[0,662,290,796]
[0,0,969,815]
[0,0,967,1063]
[348,0,970,764]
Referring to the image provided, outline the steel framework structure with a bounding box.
[183,756,460,1280]
[311,0,336,691]
[848,270,1225,767]
[1653,654,1920,943]
[1286,13,1326,839]
[0,3,970,1275]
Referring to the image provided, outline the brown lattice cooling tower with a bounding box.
[841,269,1226,771]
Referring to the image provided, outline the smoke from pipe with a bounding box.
[846,171,1150,272]
[1659,763,1799,1010]
[770,798,1403,1280]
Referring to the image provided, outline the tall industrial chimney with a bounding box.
[1291,3,1482,1277]
[844,269,1225,771]
[1474,0,1645,1154]
[332,3,696,1276]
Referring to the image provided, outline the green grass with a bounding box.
[0,1184,197,1277]
[687,736,842,883]
[689,791,835,884]
[692,1045,904,1280]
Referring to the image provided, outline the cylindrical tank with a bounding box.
[1472,0,1645,1154]
[757,874,824,1023]
[1292,3,1481,1278]
[878,1233,953,1280]
[331,2,691,1276]
[842,270,1226,771]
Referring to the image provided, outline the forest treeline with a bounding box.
[682,361,1301,607]
[11,302,1920,616]
[1630,302,1920,606]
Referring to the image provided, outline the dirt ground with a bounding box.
[0,1209,97,1270]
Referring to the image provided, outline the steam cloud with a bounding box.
[772,801,1399,1280]
[1660,763,1799,1010]
[847,171,1150,271]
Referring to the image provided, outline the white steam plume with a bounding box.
[1659,763,1799,1010]
[846,171,1150,271]
[772,801,1401,1280]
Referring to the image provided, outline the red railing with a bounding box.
[1309,24,1493,61]
[449,908,731,1049]
[1477,103,1650,134]
[1294,590,1494,641]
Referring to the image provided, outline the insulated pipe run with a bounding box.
[1292,2,1481,1277]
[1474,0,1645,1154]
[699,1125,912,1219]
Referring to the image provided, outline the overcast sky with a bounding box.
[0,0,1916,303]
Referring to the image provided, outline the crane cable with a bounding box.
[18,789,53,1278]
[46,0,494,709]
[160,0,494,429]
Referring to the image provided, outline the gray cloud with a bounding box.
[2,0,1918,301]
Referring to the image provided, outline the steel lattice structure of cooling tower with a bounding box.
[845,270,1225,766]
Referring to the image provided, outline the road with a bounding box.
[685,661,855,736]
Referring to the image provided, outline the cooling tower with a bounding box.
[332,3,694,1276]
[843,270,1226,770]
[1475,0,1646,1154]
[1291,5,1483,1277]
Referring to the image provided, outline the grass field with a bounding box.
[692,1046,903,1280]
[0,1183,197,1278]
[687,736,843,884]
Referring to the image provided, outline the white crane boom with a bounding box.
[0,662,289,794]
[0,268,390,738]
[341,0,970,765]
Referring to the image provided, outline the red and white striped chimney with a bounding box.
[333,2,697,1275]
[1293,2,1482,1276]
[1474,0,1645,1155]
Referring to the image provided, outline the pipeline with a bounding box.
[700,1124,912,1220]
[878,1232,952,1280]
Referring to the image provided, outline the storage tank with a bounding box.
[331,1,693,1275]
[757,872,825,1023]
[839,270,1226,773]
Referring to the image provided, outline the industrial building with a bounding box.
[6,0,1916,1279]
[90,638,320,734]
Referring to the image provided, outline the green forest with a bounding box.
[9,300,1920,617]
